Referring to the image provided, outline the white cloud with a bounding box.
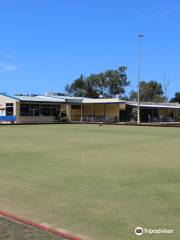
[0,62,17,72]
[137,9,172,22]
[157,9,172,17]
[3,53,15,59]
[0,53,18,72]
[139,13,149,20]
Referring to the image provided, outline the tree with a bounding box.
[65,75,89,97]
[128,90,137,101]
[65,66,130,98]
[170,92,180,103]
[128,80,166,102]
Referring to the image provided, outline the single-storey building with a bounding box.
[125,102,180,123]
[0,93,180,124]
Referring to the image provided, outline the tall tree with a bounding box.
[170,92,180,103]
[65,66,129,98]
[129,80,166,102]
[65,75,89,97]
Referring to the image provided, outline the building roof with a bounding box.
[126,101,180,109]
[0,93,20,101]
[48,95,85,103]
[45,93,125,104]
[82,98,125,104]
[0,93,124,104]
[0,93,65,103]
[1,93,180,108]
[16,95,65,103]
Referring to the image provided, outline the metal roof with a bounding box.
[1,93,180,108]
[47,95,87,103]
[46,95,84,100]
[16,95,65,103]
[126,101,180,109]
[0,93,101,103]
[0,93,20,101]
[82,98,125,104]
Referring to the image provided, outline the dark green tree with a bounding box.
[170,92,180,103]
[128,90,137,101]
[65,75,89,97]
[129,80,166,102]
[65,66,129,98]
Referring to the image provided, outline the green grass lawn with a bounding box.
[0,124,180,240]
[0,216,66,240]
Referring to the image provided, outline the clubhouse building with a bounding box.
[0,93,180,124]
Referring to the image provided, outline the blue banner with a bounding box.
[0,116,16,122]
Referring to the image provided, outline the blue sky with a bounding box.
[0,0,179,98]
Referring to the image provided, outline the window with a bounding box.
[6,103,14,116]
[52,105,61,116]
[6,103,13,107]
[71,105,81,109]
[40,106,51,116]
[20,103,61,117]
[20,104,31,116]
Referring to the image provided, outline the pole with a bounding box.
[92,104,94,122]
[137,33,144,124]
[163,72,170,102]
[80,103,83,123]
[104,104,106,122]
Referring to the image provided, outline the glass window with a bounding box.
[20,103,62,117]
[20,104,31,116]
[40,107,51,116]
[6,103,14,107]
[71,105,81,109]
[6,103,14,116]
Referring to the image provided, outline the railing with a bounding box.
[71,115,117,122]
[126,116,180,123]
[71,115,81,122]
